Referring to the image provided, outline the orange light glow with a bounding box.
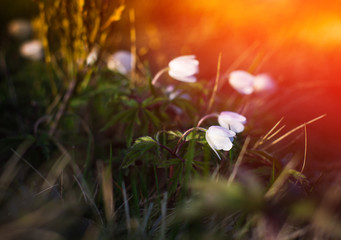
[125,0,341,174]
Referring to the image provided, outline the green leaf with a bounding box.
[121,136,158,168]
[101,109,135,131]
[143,109,161,128]
[142,97,168,108]
[122,97,139,108]
[125,110,140,146]
[288,169,307,183]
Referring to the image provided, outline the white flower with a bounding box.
[205,126,236,159]
[20,39,43,61]
[107,51,132,74]
[86,46,99,66]
[8,19,32,40]
[218,111,247,133]
[253,74,276,92]
[229,70,255,95]
[165,85,191,101]
[229,70,276,95]
[168,55,199,83]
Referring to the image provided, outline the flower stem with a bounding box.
[196,113,219,127]
[151,67,169,85]
[174,127,206,155]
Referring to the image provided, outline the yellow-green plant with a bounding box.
[32,0,125,136]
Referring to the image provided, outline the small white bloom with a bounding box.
[8,19,32,40]
[86,46,99,66]
[20,39,43,61]
[168,55,199,83]
[253,74,276,92]
[229,70,276,95]
[229,70,255,95]
[218,111,247,133]
[107,51,132,74]
[205,126,236,159]
[165,85,191,101]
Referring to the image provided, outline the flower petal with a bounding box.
[107,51,132,74]
[206,131,221,160]
[218,111,246,133]
[168,55,199,82]
[205,126,234,160]
[20,39,44,61]
[229,121,245,133]
[229,70,255,95]
[168,70,197,82]
[254,74,276,92]
[219,111,246,123]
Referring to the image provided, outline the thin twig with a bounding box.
[227,137,250,185]
[34,115,51,135]
[129,8,137,87]
[220,41,260,88]
[49,77,78,136]
[122,181,131,231]
[253,117,284,148]
[266,125,286,141]
[10,149,60,198]
[207,53,222,113]
[160,192,168,240]
[151,67,169,85]
[263,114,326,150]
[73,175,104,224]
[300,123,307,173]
[35,184,59,196]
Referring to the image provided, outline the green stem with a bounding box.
[174,127,206,155]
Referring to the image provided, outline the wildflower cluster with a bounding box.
[146,54,275,160]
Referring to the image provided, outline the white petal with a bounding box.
[168,70,197,82]
[207,126,236,138]
[254,74,276,92]
[229,121,245,133]
[217,117,230,129]
[218,111,246,133]
[229,70,255,95]
[107,51,132,74]
[205,126,235,159]
[219,111,246,123]
[20,40,43,61]
[169,63,198,76]
[169,55,198,69]
[205,131,221,160]
[86,47,99,66]
[168,55,199,82]
[213,135,233,151]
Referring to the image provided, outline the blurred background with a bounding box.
[1,0,341,179]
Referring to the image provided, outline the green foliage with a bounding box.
[122,136,158,168]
